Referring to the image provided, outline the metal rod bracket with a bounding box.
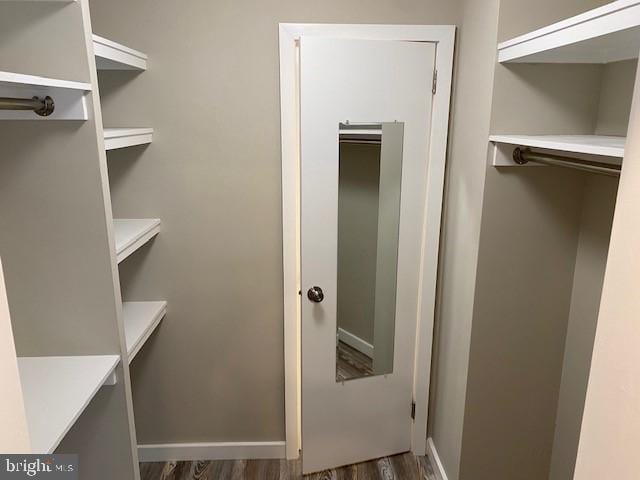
[512,147,529,165]
[0,96,55,117]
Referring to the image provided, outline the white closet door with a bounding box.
[300,36,435,473]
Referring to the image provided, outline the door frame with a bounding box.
[278,23,455,460]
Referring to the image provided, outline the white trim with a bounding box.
[137,441,286,462]
[279,23,455,461]
[426,438,449,480]
[279,24,303,461]
[337,328,374,357]
[411,25,456,457]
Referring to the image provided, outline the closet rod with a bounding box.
[339,139,381,145]
[513,147,621,177]
[0,96,55,117]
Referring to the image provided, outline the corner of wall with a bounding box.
[427,0,500,478]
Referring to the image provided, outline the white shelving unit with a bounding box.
[122,301,167,362]
[95,26,165,400]
[104,128,153,151]
[490,135,625,167]
[92,25,165,469]
[93,34,148,71]
[18,355,119,453]
[0,71,91,120]
[114,219,161,264]
[490,135,626,157]
[498,0,640,64]
[1,1,155,473]
[0,72,90,91]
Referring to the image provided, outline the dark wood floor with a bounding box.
[336,340,374,381]
[140,452,437,479]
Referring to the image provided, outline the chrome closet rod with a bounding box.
[513,147,621,177]
[0,96,55,116]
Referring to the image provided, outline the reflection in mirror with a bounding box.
[336,122,404,382]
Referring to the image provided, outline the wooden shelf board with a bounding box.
[18,355,119,453]
[93,34,147,71]
[104,128,153,151]
[489,135,625,158]
[123,301,167,362]
[498,0,640,64]
[114,219,161,264]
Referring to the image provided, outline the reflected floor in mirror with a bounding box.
[140,452,437,479]
[336,340,374,381]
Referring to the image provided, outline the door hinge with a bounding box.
[432,69,438,95]
[411,401,416,421]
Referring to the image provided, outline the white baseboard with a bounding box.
[337,327,374,357]
[138,441,286,462]
[426,438,448,480]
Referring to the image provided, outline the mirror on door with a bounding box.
[336,122,404,382]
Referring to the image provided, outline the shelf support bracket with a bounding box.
[103,370,118,386]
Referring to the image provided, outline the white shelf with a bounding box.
[104,128,153,151]
[0,72,90,91]
[93,34,147,71]
[123,301,167,362]
[489,135,625,158]
[0,71,91,120]
[114,219,161,264]
[498,0,640,64]
[18,355,119,453]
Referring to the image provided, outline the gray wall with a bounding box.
[88,0,462,444]
[549,176,617,480]
[595,60,638,136]
[427,1,499,478]
[337,143,380,345]
[461,167,586,480]
[497,1,611,42]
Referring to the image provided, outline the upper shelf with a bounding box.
[93,34,148,71]
[498,0,640,63]
[123,301,167,363]
[104,128,153,151]
[114,219,161,264]
[489,135,626,158]
[18,355,119,453]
